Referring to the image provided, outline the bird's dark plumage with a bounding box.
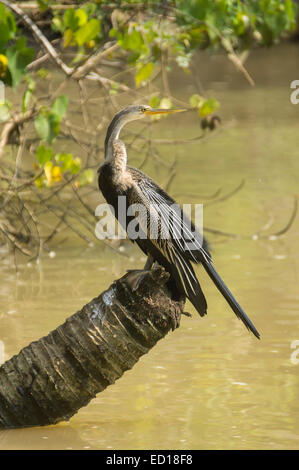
[98,105,260,339]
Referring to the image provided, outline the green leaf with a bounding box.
[52,95,69,119]
[22,76,35,112]
[6,38,34,87]
[119,29,144,52]
[55,152,73,171]
[48,114,61,142]
[0,5,16,49]
[74,19,100,46]
[77,168,94,186]
[285,0,296,28]
[36,68,50,79]
[69,157,82,174]
[189,94,204,108]
[109,28,117,39]
[82,3,96,17]
[75,9,88,27]
[34,113,50,142]
[36,145,53,166]
[51,16,64,33]
[34,175,46,188]
[160,97,172,109]
[149,96,160,108]
[198,98,220,118]
[63,29,73,48]
[34,111,60,144]
[0,22,12,49]
[135,62,154,86]
[63,8,80,31]
[22,89,32,113]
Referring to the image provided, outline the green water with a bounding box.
[0,43,299,449]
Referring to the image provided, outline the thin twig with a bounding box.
[205,179,245,207]
[260,195,298,239]
[0,107,36,159]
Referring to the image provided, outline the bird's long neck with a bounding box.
[104,113,127,170]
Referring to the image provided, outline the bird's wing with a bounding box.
[126,169,208,315]
[128,167,211,264]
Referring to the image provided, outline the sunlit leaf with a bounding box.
[22,89,32,113]
[55,152,73,171]
[77,168,94,186]
[43,161,62,186]
[75,9,88,27]
[51,16,63,33]
[34,175,46,188]
[44,161,53,185]
[160,97,172,109]
[63,8,80,31]
[63,28,73,48]
[86,39,96,49]
[198,98,220,118]
[69,157,82,174]
[119,29,144,51]
[285,0,296,28]
[75,19,100,46]
[135,62,154,86]
[34,113,50,142]
[52,165,62,182]
[36,145,53,166]
[0,4,16,49]
[36,68,50,79]
[34,111,60,144]
[52,95,69,119]
[82,3,96,17]
[149,95,160,108]
[189,93,204,108]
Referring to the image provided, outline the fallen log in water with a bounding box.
[0,266,185,429]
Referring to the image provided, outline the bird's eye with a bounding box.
[141,106,148,113]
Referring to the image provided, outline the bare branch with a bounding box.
[70,43,120,80]
[0,108,36,159]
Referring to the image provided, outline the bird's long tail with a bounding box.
[173,248,208,317]
[201,259,260,339]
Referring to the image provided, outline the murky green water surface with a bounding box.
[0,44,299,449]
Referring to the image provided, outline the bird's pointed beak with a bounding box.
[144,108,186,115]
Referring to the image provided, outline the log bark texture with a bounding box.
[0,267,184,429]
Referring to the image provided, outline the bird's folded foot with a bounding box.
[170,305,182,331]
[125,269,151,292]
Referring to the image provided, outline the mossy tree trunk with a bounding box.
[0,267,185,429]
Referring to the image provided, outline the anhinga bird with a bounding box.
[98,105,260,339]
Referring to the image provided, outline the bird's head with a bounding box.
[116,104,185,124]
[104,104,185,161]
